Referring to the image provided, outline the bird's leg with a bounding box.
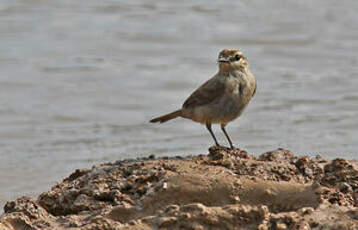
[206,122,220,147]
[221,124,234,149]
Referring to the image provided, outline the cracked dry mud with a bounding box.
[1,147,357,230]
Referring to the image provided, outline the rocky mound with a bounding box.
[1,147,357,230]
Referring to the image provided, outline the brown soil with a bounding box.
[1,147,357,230]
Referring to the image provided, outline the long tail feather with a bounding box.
[150,110,182,123]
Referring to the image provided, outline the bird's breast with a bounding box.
[224,75,240,94]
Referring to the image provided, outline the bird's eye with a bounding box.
[235,55,241,61]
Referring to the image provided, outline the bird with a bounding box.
[150,49,256,149]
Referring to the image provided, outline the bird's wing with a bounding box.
[183,75,226,109]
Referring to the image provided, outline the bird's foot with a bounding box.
[211,144,239,152]
[213,144,231,151]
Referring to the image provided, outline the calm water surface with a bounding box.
[0,0,357,208]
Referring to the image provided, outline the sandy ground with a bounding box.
[1,147,357,230]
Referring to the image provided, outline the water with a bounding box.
[0,0,357,209]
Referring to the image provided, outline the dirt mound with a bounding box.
[1,147,357,230]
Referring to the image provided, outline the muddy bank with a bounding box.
[1,147,357,230]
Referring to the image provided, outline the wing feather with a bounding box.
[183,75,225,109]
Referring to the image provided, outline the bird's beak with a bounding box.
[217,57,230,63]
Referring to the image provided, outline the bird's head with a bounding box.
[217,49,248,72]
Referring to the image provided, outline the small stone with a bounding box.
[300,207,314,215]
[128,220,136,225]
[180,203,206,212]
[165,204,180,213]
[158,217,177,227]
[310,221,319,228]
[338,182,353,193]
[304,168,313,177]
[179,212,191,219]
[141,215,156,223]
[233,196,240,203]
[276,223,287,230]
[163,182,168,190]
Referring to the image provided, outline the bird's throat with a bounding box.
[218,63,232,73]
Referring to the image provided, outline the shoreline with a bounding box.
[1,147,357,229]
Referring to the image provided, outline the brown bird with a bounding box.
[150,49,256,149]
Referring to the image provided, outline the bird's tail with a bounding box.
[150,110,182,123]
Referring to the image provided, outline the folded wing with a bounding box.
[183,75,226,109]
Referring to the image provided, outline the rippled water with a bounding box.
[0,0,357,209]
